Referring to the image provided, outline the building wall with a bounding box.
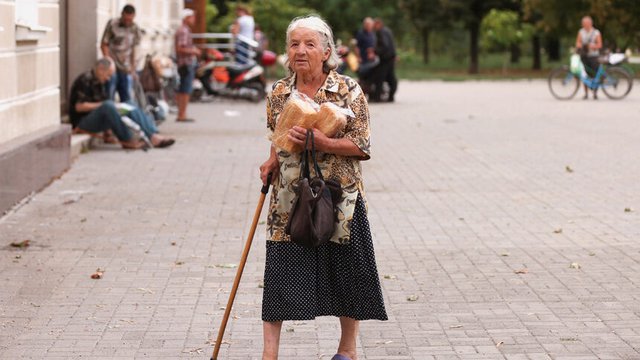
[0,0,62,145]
[0,0,182,213]
[1,0,182,147]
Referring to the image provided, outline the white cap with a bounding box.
[182,8,195,19]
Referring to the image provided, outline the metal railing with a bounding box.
[190,33,259,66]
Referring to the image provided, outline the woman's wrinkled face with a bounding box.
[288,28,330,75]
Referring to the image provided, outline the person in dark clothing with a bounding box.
[354,17,378,91]
[355,17,376,66]
[69,58,175,149]
[372,18,397,102]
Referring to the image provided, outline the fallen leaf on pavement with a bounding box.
[91,268,104,279]
[258,281,264,288]
[375,340,394,347]
[500,252,509,257]
[206,339,231,346]
[215,263,238,269]
[175,261,185,265]
[496,341,504,347]
[171,241,177,246]
[624,207,633,213]
[137,288,155,294]
[10,240,30,248]
[285,327,295,332]
[449,325,463,329]
[407,295,419,301]
[565,165,574,173]
[383,274,397,280]
[514,268,529,274]
[553,228,563,234]
[569,262,581,269]
[62,196,83,205]
[560,337,578,342]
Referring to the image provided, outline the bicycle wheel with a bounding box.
[602,67,633,100]
[548,66,580,100]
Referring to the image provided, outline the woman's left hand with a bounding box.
[288,126,332,152]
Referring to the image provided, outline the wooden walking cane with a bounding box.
[211,173,272,360]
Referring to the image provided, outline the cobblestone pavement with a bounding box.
[1,80,640,359]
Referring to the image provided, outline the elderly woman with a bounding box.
[259,16,387,360]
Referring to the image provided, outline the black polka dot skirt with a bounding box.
[262,194,388,322]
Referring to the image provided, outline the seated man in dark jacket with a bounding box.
[69,58,175,149]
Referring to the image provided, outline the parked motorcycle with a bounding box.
[192,49,274,102]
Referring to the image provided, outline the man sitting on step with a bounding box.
[69,58,175,149]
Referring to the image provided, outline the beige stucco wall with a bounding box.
[96,0,182,60]
[0,0,182,147]
[66,0,181,103]
[0,0,62,145]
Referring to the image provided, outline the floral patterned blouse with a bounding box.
[266,70,371,244]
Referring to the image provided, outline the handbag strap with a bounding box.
[298,129,323,180]
[299,130,311,180]
[308,130,323,180]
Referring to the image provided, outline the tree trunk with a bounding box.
[532,35,541,70]
[422,27,430,64]
[469,22,480,74]
[510,43,521,64]
[546,36,561,61]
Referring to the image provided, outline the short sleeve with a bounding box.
[70,76,90,107]
[101,20,113,45]
[266,93,275,133]
[343,83,371,160]
[133,25,141,46]
[176,28,189,48]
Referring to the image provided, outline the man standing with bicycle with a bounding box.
[575,16,602,99]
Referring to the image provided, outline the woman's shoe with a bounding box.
[331,355,352,360]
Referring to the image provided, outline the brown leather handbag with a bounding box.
[285,130,342,248]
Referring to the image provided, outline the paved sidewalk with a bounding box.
[1,81,640,359]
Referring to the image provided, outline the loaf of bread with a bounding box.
[272,97,347,153]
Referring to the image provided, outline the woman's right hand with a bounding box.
[260,155,279,185]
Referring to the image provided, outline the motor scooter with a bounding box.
[192,49,275,102]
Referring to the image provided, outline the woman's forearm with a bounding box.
[318,137,366,158]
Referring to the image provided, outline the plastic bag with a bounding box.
[272,90,353,153]
[570,54,586,77]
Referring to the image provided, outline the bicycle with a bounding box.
[548,53,633,100]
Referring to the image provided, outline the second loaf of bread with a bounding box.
[272,97,347,153]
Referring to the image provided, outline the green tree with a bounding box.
[206,0,316,54]
[205,3,219,33]
[289,0,400,42]
[399,0,448,64]
[445,0,521,74]
[481,9,532,72]
[252,0,316,53]
[523,0,589,61]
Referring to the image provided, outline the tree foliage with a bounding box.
[481,9,532,50]
[206,0,640,74]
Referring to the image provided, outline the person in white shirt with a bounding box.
[575,16,603,99]
[232,5,255,64]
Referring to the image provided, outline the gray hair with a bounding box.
[285,15,340,74]
[96,57,114,70]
